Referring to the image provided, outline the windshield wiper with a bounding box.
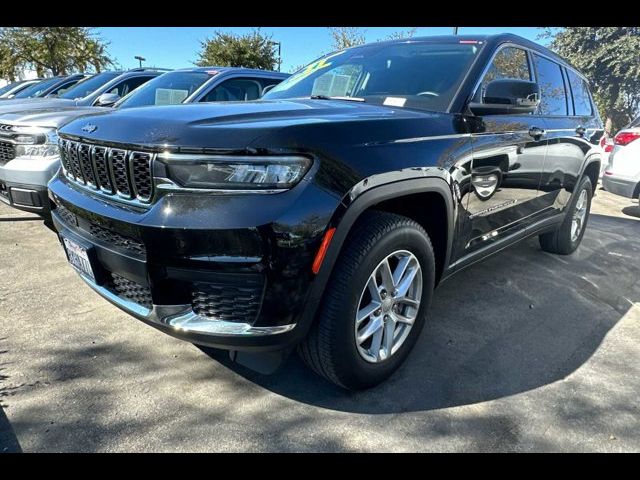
[310,95,365,102]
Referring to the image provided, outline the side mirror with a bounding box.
[94,92,121,107]
[261,84,277,97]
[468,79,540,116]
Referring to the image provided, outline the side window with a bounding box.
[200,78,262,102]
[533,54,568,116]
[106,76,152,98]
[566,69,593,116]
[260,78,283,90]
[50,79,81,96]
[474,46,530,102]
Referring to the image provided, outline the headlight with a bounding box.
[13,128,59,160]
[162,155,312,190]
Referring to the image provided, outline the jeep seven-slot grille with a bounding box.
[0,141,15,165]
[59,138,154,203]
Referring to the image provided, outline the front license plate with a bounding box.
[62,236,95,281]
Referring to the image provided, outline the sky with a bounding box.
[96,27,545,73]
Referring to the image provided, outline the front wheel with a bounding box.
[539,176,592,255]
[298,211,435,390]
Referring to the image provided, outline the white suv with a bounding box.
[602,117,640,201]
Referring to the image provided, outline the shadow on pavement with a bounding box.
[0,340,22,453]
[622,205,640,219]
[203,212,640,414]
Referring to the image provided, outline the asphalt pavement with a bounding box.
[1,187,639,452]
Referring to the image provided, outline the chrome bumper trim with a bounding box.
[77,272,296,337]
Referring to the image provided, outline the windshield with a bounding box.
[117,71,212,109]
[59,72,120,100]
[0,81,26,96]
[12,78,60,98]
[264,41,481,112]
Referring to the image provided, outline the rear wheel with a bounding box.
[298,211,435,390]
[539,176,592,255]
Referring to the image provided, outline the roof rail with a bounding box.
[128,67,172,72]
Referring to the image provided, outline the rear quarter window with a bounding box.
[566,69,593,116]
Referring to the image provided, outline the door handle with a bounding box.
[575,126,586,136]
[528,126,545,138]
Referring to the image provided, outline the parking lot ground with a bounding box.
[1,187,639,452]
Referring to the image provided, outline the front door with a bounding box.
[463,45,548,255]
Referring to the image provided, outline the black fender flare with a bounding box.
[579,152,602,188]
[293,176,455,340]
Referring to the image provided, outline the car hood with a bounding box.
[0,105,105,128]
[0,98,78,117]
[58,99,454,151]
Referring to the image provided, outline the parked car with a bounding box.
[114,67,288,108]
[602,116,640,200]
[1,74,89,101]
[0,79,44,99]
[598,134,614,178]
[48,34,603,390]
[0,68,167,114]
[0,68,287,219]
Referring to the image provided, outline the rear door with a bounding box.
[534,55,598,216]
[464,45,548,254]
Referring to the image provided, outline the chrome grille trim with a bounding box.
[91,146,114,194]
[59,139,71,174]
[58,138,154,205]
[67,141,83,182]
[129,152,153,201]
[78,143,96,187]
[110,148,132,198]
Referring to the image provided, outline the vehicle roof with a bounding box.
[350,33,582,78]
[167,66,289,77]
[108,68,169,77]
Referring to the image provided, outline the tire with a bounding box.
[539,176,592,255]
[298,211,435,390]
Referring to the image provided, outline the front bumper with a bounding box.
[602,173,637,199]
[48,173,339,352]
[76,263,296,346]
[0,156,59,213]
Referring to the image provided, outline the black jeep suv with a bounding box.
[48,34,603,389]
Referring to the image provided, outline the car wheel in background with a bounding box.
[539,176,593,255]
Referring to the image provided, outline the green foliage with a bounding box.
[540,27,640,133]
[0,42,22,81]
[328,27,366,51]
[0,27,113,78]
[196,29,279,70]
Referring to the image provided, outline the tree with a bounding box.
[540,27,640,133]
[196,29,279,70]
[0,27,113,77]
[328,27,366,51]
[0,43,21,81]
[379,28,418,41]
